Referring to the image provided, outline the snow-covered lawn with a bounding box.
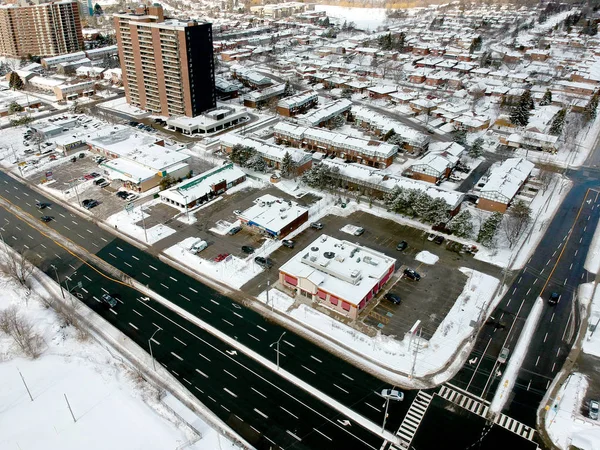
[0,270,234,450]
[264,267,499,382]
[415,250,439,265]
[106,198,176,245]
[545,373,600,450]
[164,236,263,289]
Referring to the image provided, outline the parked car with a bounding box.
[242,245,255,254]
[233,210,241,216]
[125,193,138,201]
[227,226,242,235]
[590,400,599,420]
[403,268,421,281]
[254,256,273,269]
[98,180,110,188]
[189,239,208,254]
[40,215,54,222]
[83,199,99,209]
[434,235,445,245]
[214,253,229,262]
[101,293,118,308]
[549,292,560,305]
[396,241,408,251]
[94,178,106,186]
[427,233,436,241]
[78,153,85,159]
[70,156,77,163]
[116,191,128,199]
[380,389,404,401]
[354,227,365,236]
[384,293,401,305]
[282,239,295,248]
[311,222,324,230]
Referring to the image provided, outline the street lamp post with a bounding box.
[183,195,190,222]
[148,326,162,371]
[140,206,148,243]
[51,264,65,299]
[382,397,391,433]
[270,331,286,371]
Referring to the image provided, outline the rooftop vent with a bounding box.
[311,247,319,252]
[323,252,335,259]
[350,269,360,278]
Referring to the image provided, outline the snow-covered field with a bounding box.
[546,373,600,450]
[262,267,499,382]
[0,268,235,450]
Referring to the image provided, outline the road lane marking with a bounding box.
[248,333,260,342]
[169,276,178,282]
[100,237,108,242]
[72,220,78,225]
[254,408,268,419]
[124,262,132,267]
[77,234,85,239]
[116,246,123,251]
[552,362,556,372]
[170,352,183,361]
[506,299,511,307]
[63,225,70,230]
[365,402,379,412]
[189,287,198,293]
[310,355,323,363]
[142,272,150,278]
[93,296,100,303]
[313,428,332,441]
[179,294,190,301]
[224,388,237,398]
[220,405,230,412]
[23,192,28,197]
[535,356,540,366]
[341,373,354,381]
[233,311,243,319]
[68,264,76,270]
[551,313,555,322]
[518,277,522,284]
[526,288,531,295]
[201,306,211,313]
[280,406,298,419]
[183,378,192,385]
[149,265,157,270]
[25,202,31,207]
[150,338,160,345]
[257,325,267,332]
[59,213,65,218]
[81,288,88,294]
[86,229,93,234]
[533,278,538,285]
[109,309,117,315]
[302,365,316,374]
[174,337,187,346]
[286,430,301,441]
[160,283,169,289]
[224,369,237,379]
[27,234,34,239]
[333,384,349,394]
[109,253,116,258]
[222,319,234,326]
[40,243,46,248]
[198,352,210,362]
[544,332,548,342]
[194,386,204,394]
[129,323,138,330]
[557,348,561,357]
[195,368,209,378]
[92,242,99,247]
[132,255,139,261]
[132,309,143,317]
[101,288,109,294]
[210,299,219,305]
[284,340,295,348]
[251,387,266,398]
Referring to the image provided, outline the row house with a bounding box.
[243,84,286,108]
[276,90,318,117]
[297,98,352,127]
[273,122,398,168]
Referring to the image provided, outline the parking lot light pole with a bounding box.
[140,206,148,243]
[270,331,286,371]
[149,326,162,371]
[183,195,190,222]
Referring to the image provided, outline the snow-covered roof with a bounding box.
[277,90,318,109]
[239,194,308,235]
[101,158,157,183]
[279,234,396,307]
[479,158,534,204]
[220,133,312,165]
[160,163,245,204]
[297,99,352,126]
[409,153,452,175]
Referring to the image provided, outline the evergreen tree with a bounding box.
[584,91,599,122]
[7,101,23,115]
[283,80,295,97]
[9,72,23,91]
[447,210,474,238]
[396,32,406,52]
[301,163,338,189]
[383,128,395,141]
[469,36,482,54]
[469,137,484,158]
[477,212,503,248]
[230,144,255,166]
[510,90,533,127]
[539,89,552,106]
[330,114,345,129]
[453,129,467,145]
[94,3,103,14]
[281,151,296,178]
[246,154,267,172]
[549,108,567,135]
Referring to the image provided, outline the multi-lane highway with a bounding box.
[451,177,600,426]
[0,170,414,449]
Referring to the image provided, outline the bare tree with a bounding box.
[0,247,36,290]
[536,160,558,193]
[30,131,46,154]
[503,200,532,248]
[0,306,44,358]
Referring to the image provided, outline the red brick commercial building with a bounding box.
[114,4,216,117]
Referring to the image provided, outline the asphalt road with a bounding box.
[450,179,600,426]
[0,170,416,448]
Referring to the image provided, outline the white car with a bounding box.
[380,389,404,401]
[125,193,138,201]
[590,400,599,420]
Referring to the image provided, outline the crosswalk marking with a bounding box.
[395,391,433,448]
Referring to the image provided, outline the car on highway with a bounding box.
[82,199,99,209]
[549,292,560,305]
[254,256,273,269]
[311,222,324,230]
[354,227,365,236]
[227,226,242,235]
[40,215,54,222]
[396,241,408,251]
[498,347,510,364]
[403,268,421,281]
[36,202,50,210]
[590,400,599,420]
[242,245,255,254]
[384,293,401,305]
[380,389,404,401]
[100,293,118,308]
[282,239,295,248]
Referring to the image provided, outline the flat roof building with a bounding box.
[279,234,396,319]
[238,194,309,238]
[114,4,215,117]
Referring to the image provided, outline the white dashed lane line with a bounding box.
[170,352,183,361]
[189,287,198,293]
[149,265,158,271]
[198,352,211,362]
[280,406,299,419]
[179,294,190,301]
[174,337,187,346]
[302,365,316,375]
[132,255,139,261]
[169,276,178,282]
[251,387,266,398]
[195,369,209,378]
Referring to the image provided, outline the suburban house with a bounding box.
[478,158,534,212]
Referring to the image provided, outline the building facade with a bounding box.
[114,4,216,117]
[0,0,83,58]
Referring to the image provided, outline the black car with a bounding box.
[282,239,295,248]
[94,178,106,186]
[403,268,421,281]
[242,245,255,254]
[434,235,445,245]
[36,202,50,210]
[311,222,324,230]
[254,257,273,269]
[549,292,560,305]
[40,215,54,222]
[116,191,129,199]
[384,293,401,305]
[101,293,118,308]
[83,199,99,209]
[396,241,408,251]
[228,226,242,235]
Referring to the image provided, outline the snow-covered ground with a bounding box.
[106,198,176,245]
[260,267,499,382]
[546,373,600,450]
[415,250,439,265]
[0,267,235,450]
[583,285,600,359]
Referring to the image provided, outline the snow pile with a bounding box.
[163,236,262,289]
[415,251,439,265]
[256,288,295,312]
[340,224,362,235]
[275,267,499,379]
[546,373,600,450]
[106,199,176,245]
[583,285,600,358]
[585,217,600,274]
[209,219,240,236]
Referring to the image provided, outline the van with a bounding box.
[189,240,208,254]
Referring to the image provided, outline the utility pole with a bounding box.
[51,264,65,299]
[17,367,33,402]
[183,194,190,222]
[410,327,422,379]
[266,280,271,311]
[149,325,162,371]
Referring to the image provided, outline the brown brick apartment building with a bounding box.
[114,4,216,117]
[0,0,83,58]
